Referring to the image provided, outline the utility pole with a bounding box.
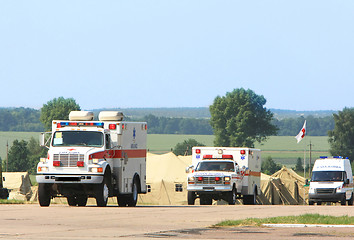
[308,141,313,178]
[6,141,8,172]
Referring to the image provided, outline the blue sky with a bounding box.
[1,1,354,111]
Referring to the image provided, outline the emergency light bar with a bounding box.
[203,154,233,159]
[56,122,104,128]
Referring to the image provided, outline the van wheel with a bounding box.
[38,183,51,207]
[308,200,314,205]
[95,176,109,207]
[187,191,196,205]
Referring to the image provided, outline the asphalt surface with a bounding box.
[0,204,353,239]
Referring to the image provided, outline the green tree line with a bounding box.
[0,107,335,136]
[0,108,44,131]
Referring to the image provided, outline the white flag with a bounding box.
[295,120,306,143]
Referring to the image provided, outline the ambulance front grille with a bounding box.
[53,153,84,167]
[196,176,224,185]
[316,188,336,194]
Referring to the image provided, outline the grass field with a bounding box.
[0,132,330,168]
[214,214,354,227]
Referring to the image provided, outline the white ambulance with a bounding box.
[186,147,261,205]
[36,111,147,207]
[309,156,353,205]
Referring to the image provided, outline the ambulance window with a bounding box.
[52,131,103,147]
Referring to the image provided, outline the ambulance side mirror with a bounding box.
[40,132,51,149]
[39,133,46,146]
[185,165,194,173]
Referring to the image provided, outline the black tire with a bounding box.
[200,195,212,205]
[38,183,51,207]
[348,193,354,206]
[117,195,129,207]
[308,200,314,205]
[95,176,109,207]
[341,196,347,206]
[187,191,196,205]
[243,194,256,205]
[227,188,236,205]
[77,195,88,207]
[67,196,77,206]
[127,178,138,207]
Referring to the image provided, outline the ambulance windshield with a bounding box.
[311,171,345,182]
[52,131,104,147]
[196,161,235,172]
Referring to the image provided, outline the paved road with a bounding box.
[0,204,353,239]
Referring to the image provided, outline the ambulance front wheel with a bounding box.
[95,176,109,207]
[348,193,353,206]
[187,191,196,205]
[38,183,51,207]
[227,187,236,205]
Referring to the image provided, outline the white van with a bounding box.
[308,157,353,205]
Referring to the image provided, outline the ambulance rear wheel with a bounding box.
[127,179,138,207]
[187,191,196,205]
[243,194,256,205]
[117,195,129,207]
[38,183,51,207]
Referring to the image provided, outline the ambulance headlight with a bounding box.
[92,158,99,164]
[188,177,195,184]
[224,176,231,185]
[309,187,315,194]
[90,167,103,173]
[38,166,48,172]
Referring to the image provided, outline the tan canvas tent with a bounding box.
[259,167,308,205]
[3,172,33,201]
[138,152,192,205]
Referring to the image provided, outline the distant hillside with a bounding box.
[91,107,211,119]
[92,107,337,120]
[0,107,337,135]
[271,109,337,120]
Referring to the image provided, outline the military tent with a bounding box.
[3,172,33,201]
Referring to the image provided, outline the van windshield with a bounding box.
[52,131,104,147]
[311,171,345,182]
[196,161,235,172]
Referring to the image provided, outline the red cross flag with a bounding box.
[295,120,306,143]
